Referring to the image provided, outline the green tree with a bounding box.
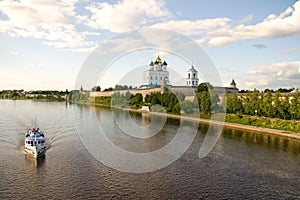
[129,93,143,107]
[262,91,274,117]
[180,100,194,114]
[197,82,213,93]
[103,87,113,91]
[296,92,300,119]
[278,96,290,120]
[226,93,243,114]
[91,86,101,91]
[289,93,298,120]
[211,90,220,112]
[200,91,211,114]
[176,92,185,102]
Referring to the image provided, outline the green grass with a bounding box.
[225,114,300,133]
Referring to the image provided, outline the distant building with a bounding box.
[91,55,238,101]
[229,79,237,89]
[213,79,238,94]
[143,55,169,87]
[186,64,199,86]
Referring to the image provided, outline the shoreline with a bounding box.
[7,99,300,140]
[92,103,300,140]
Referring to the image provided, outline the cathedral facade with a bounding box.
[143,55,169,87]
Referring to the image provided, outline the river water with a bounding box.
[0,100,299,199]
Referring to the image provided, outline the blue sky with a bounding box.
[0,0,299,91]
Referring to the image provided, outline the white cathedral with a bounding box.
[143,55,170,87]
[143,55,199,87]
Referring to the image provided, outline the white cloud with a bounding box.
[0,0,98,51]
[237,61,300,89]
[83,0,171,32]
[1,0,300,51]
[147,1,300,47]
[206,1,300,46]
[151,18,231,36]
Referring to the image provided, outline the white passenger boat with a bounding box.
[24,127,46,158]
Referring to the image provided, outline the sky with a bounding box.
[0,0,300,91]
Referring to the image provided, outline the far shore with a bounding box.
[5,99,298,141]
[82,102,300,141]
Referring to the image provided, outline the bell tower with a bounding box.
[186,64,199,86]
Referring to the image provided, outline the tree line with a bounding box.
[108,83,220,115]
[226,90,300,120]
[91,85,136,92]
[0,89,67,100]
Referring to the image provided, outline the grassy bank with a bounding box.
[225,114,300,133]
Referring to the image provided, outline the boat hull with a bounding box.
[24,146,46,158]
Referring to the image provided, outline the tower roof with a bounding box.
[163,60,167,65]
[188,64,197,72]
[155,55,162,63]
[230,79,236,86]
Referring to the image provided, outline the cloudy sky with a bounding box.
[0,0,299,90]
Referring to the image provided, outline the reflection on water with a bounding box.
[222,128,300,155]
[0,100,299,199]
[24,155,46,169]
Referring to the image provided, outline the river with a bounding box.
[0,100,299,199]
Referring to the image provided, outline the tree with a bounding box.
[277,96,290,120]
[129,93,143,106]
[103,87,113,91]
[243,89,261,115]
[289,93,298,120]
[262,91,274,117]
[176,92,185,102]
[181,100,194,114]
[115,85,130,90]
[226,93,243,114]
[197,82,213,93]
[296,92,300,119]
[211,90,220,112]
[200,91,211,114]
[91,86,101,91]
[277,88,294,93]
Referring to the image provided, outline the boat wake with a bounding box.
[0,111,73,155]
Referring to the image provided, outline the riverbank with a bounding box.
[88,102,300,140]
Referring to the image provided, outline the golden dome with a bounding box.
[155,55,162,63]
